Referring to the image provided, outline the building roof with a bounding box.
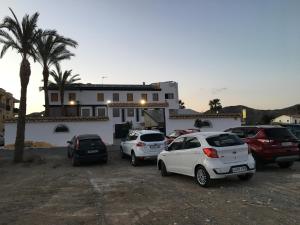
[5,116,109,123]
[48,83,161,91]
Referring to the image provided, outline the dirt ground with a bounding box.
[0,147,299,225]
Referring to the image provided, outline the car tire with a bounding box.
[120,147,125,159]
[195,166,211,187]
[160,161,169,177]
[131,152,138,166]
[72,155,80,167]
[278,161,294,169]
[238,173,254,181]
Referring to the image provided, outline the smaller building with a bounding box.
[272,115,300,124]
[0,88,19,134]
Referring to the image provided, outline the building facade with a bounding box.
[0,88,18,133]
[47,81,180,134]
[272,115,300,124]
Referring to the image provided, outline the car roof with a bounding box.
[77,134,101,140]
[229,125,282,129]
[180,131,229,138]
[130,130,162,135]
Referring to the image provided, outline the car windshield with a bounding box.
[79,139,104,148]
[140,133,165,142]
[206,134,244,147]
[264,128,297,141]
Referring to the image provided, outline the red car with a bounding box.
[166,129,200,144]
[225,126,300,169]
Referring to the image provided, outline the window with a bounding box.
[184,137,201,149]
[127,93,133,102]
[96,107,106,117]
[152,93,159,101]
[140,133,165,142]
[81,108,91,117]
[127,134,138,141]
[141,93,147,101]
[127,108,134,117]
[97,93,104,102]
[231,128,246,138]
[206,134,244,147]
[51,93,58,102]
[165,93,174,99]
[113,93,119,102]
[69,93,76,101]
[264,128,296,140]
[169,137,184,150]
[113,108,120,117]
[54,124,69,133]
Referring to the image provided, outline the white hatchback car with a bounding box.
[158,132,255,187]
[120,130,166,166]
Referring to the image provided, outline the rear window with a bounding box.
[140,133,165,142]
[206,134,244,147]
[79,139,104,148]
[264,128,296,140]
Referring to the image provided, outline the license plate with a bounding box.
[150,145,160,149]
[232,166,247,173]
[88,150,98,154]
[282,142,292,147]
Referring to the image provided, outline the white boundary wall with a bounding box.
[166,116,241,134]
[5,120,113,147]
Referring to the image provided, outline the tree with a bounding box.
[209,98,222,113]
[179,100,185,109]
[35,33,78,116]
[0,8,53,162]
[49,64,80,116]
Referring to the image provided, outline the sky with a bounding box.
[0,0,299,113]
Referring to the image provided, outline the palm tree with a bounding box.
[209,98,222,113]
[0,8,54,162]
[49,63,80,116]
[35,34,78,116]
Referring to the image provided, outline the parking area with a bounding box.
[0,147,300,225]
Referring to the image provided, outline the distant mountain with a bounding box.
[206,104,300,125]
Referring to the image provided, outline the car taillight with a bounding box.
[203,148,219,158]
[136,142,145,147]
[76,139,80,150]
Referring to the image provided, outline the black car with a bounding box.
[67,134,108,166]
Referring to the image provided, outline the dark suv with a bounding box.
[67,134,108,166]
[225,126,300,168]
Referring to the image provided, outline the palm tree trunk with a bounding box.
[60,88,65,116]
[14,58,31,163]
[43,66,49,117]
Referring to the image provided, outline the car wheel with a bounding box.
[72,155,80,167]
[253,155,264,170]
[120,147,125,159]
[195,166,211,187]
[238,173,254,181]
[160,161,169,177]
[278,161,294,169]
[131,152,138,166]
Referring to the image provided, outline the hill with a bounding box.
[208,104,300,125]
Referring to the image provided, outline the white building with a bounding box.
[48,81,179,135]
[272,115,300,124]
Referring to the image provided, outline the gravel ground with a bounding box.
[0,147,299,225]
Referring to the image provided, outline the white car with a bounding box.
[157,132,255,187]
[120,130,166,166]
